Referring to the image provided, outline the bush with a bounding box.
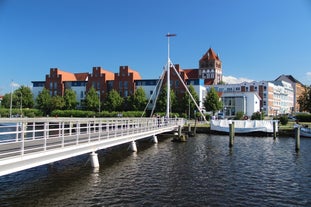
[251,112,262,120]
[51,110,95,117]
[0,108,42,117]
[279,115,288,125]
[295,113,311,122]
[234,111,244,120]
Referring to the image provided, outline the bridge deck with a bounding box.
[0,117,184,176]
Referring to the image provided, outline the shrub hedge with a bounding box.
[0,108,42,118]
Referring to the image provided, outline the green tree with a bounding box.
[35,88,52,115]
[156,85,177,114]
[64,89,77,110]
[0,86,34,109]
[15,86,34,109]
[298,86,311,112]
[84,87,100,111]
[203,87,223,115]
[129,87,147,111]
[50,95,65,111]
[181,85,199,118]
[1,93,12,108]
[104,89,124,111]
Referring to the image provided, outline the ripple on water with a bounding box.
[0,135,311,206]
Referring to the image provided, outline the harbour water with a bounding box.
[0,134,310,206]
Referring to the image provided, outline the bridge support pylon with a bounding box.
[152,135,158,144]
[90,151,100,168]
[130,141,137,152]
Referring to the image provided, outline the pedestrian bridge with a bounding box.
[0,117,184,176]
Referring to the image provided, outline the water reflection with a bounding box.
[0,134,310,206]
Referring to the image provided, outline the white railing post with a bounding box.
[21,122,25,156]
[114,120,117,137]
[100,120,103,139]
[98,121,101,141]
[62,122,65,148]
[44,122,48,151]
[32,122,36,140]
[15,123,19,141]
[59,122,61,137]
[107,122,109,138]
[69,121,72,136]
[76,121,80,145]
[88,121,91,142]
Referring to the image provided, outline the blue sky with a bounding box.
[1,0,311,94]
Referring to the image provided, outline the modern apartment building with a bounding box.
[208,80,294,116]
[274,75,305,112]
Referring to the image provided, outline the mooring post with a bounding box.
[178,125,182,137]
[193,119,197,136]
[295,126,300,151]
[152,135,158,144]
[130,141,137,152]
[229,123,234,148]
[90,151,99,168]
[273,121,277,139]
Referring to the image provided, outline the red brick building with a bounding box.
[198,48,223,85]
[113,66,142,97]
[45,68,88,96]
[86,66,114,101]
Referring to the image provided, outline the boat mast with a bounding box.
[166,33,176,118]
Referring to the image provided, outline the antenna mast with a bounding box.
[165,33,176,118]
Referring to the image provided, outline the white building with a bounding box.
[221,92,261,117]
[208,80,294,116]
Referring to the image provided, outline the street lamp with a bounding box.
[97,92,101,113]
[9,81,20,118]
[17,91,23,117]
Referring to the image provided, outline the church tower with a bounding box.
[198,48,222,85]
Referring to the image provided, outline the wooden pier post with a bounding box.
[178,125,182,137]
[273,121,277,139]
[229,123,234,148]
[295,126,300,151]
[193,119,197,136]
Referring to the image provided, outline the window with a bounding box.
[124,81,128,89]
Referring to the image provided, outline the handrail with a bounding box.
[0,117,184,161]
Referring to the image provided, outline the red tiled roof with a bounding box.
[183,69,198,79]
[128,68,142,80]
[75,73,89,81]
[99,69,114,80]
[56,69,77,81]
[204,79,215,85]
[200,48,220,62]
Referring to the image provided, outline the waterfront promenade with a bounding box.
[0,117,184,176]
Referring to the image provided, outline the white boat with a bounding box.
[210,120,278,133]
[300,126,311,138]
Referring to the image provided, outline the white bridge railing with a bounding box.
[0,117,184,176]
